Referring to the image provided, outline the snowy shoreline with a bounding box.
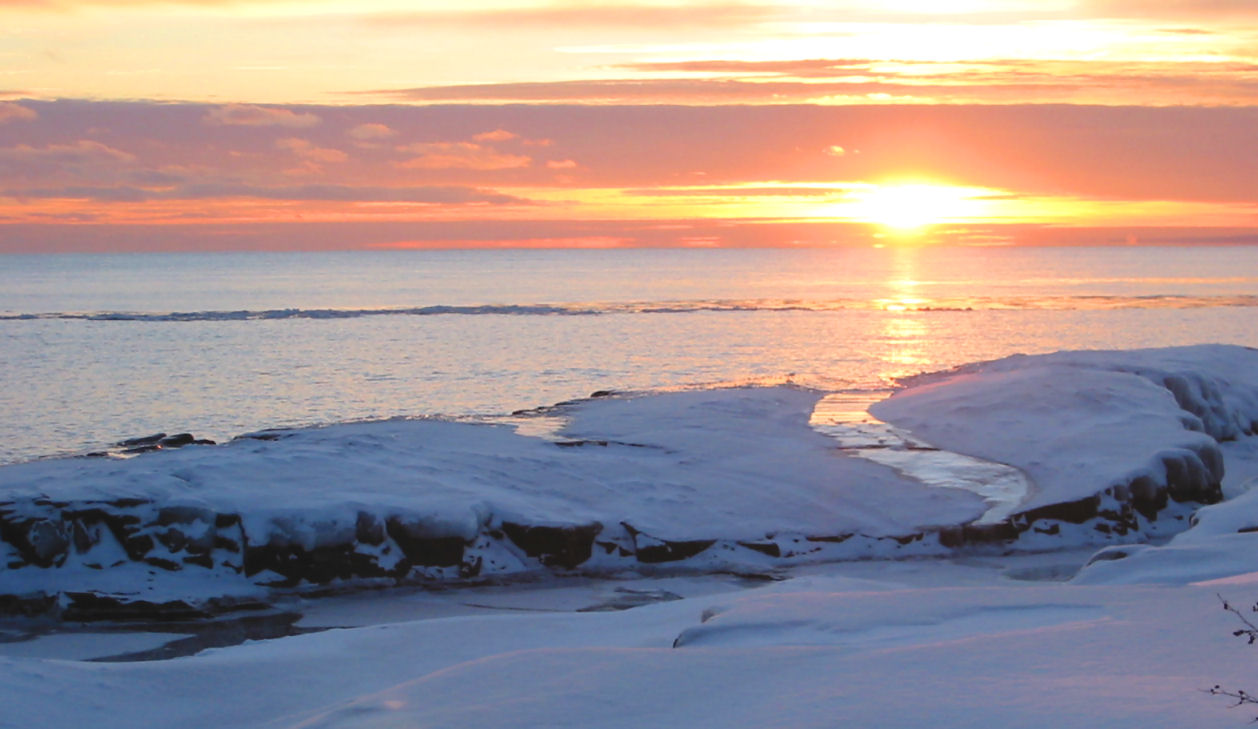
[2,344,1256,620]
[7,344,1258,728]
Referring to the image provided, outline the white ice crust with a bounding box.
[5,345,1258,728]
[870,347,1245,513]
[0,386,981,540]
[2,343,1257,604]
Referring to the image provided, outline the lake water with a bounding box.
[2,245,1256,464]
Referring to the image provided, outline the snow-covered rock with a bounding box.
[1074,439,1258,585]
[0,387,987,615]
[895,344,1258,442]
[871,344,1258,548]
[4,344,1257,615]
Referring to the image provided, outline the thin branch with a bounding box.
[1212,594,1258,722]
[1207,686,1258,707]
[1219,593,1258,645]
[1205,687,1258,723]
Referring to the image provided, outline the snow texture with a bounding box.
[871,344,1258,546]
[2,344,1257,614]
[4,345,1258,728]
[0,386,984,613]
[2,567,1255,729]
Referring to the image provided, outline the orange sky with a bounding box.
[1,1,1257,251]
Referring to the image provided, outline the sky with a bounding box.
[1,0,1257,251]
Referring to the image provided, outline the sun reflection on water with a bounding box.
[878,248,933,382]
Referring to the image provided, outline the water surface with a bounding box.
[2,245,1255,463]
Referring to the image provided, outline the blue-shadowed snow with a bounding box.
[1,567,1253,729]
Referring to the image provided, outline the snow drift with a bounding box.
[869,344,1258,547]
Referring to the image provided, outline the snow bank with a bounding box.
[0,386,986,615]
[894,344,1258,442]
[4,344,1257,614]
[1075,438,1258,585]
[871,344,1258,548]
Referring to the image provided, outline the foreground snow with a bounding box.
[3,557,1258,729]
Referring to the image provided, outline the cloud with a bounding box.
[0,102,37,124]
[1,182,529,205]
[395,142,531,171]
[0,0,249,6]
[1084,0,1258,18]
[361,79,774,104]
[125,167,190,186]
[359,77,1022,105]
[827,146,847,157]
[0,140,135,167]
[1156,27,1217,35]
[624,186,841,197]
[546,159,579,170]
[472,129,518,143]
[0,139,141,190]
[276,137,348,164]
[0,185,153,202]
[204,104,320,128]
[347,123,396,141]
[0,0,778,25]
[356,57,1258,106]
[618,58,877,77]
[178,182,525,204]
[361,3,777,29]
[5,100,1257,214]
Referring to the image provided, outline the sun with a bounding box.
[844,183,992,232]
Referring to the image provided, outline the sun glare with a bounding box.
[843,183,993,232]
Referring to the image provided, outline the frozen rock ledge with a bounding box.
[1,344,1256,618]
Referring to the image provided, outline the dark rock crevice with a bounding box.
[499,521,602,570]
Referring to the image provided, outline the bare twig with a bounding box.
[1212,594,1258,722]
[1207,686,1258,707]
[1219,593,1258,645]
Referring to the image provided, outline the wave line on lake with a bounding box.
[5,293,1258,321]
